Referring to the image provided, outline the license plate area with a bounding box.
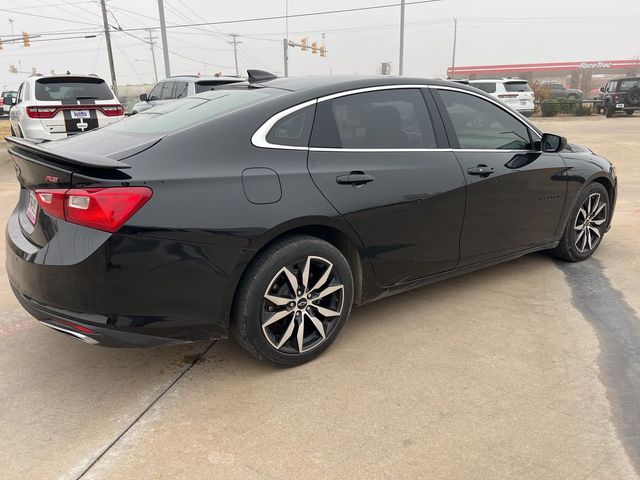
[616,103,625,108]
[71,110,90,119]
[26,190,38,225]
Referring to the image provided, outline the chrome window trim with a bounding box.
[252,83,542,151]
[251,99,317,150]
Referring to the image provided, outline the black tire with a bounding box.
[549,182,610,262]
[231,235,354,367]
[605,104,616,118]
[626,110,634,116]
[624,86,640,107]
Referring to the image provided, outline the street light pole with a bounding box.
[399,0,405,76]
[99,0,118,97]
[148,29,158,83]
[450,18,458,78]
[157,0,171,78]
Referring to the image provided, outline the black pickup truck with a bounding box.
[600,77,640,117]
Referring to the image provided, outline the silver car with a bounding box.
[131,75,244,114]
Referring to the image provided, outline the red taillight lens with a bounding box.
[27,106,58,119]
[35,187,152,233]
[497,94,519,99]
[36,189,67,219]
[0,99,4,106]
[100,105,125,116]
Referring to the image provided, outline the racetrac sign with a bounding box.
[448,59,639,76]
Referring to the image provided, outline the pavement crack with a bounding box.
[74,340,218,480]
[557,258,640,477]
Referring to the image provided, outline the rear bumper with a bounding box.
[6,206,249,347]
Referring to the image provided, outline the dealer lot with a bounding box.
[0,116,639,479]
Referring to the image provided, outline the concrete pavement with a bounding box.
[0,116,639,479]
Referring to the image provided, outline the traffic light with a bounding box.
[22,31,30,47]
[8,64,18,74]
[311,41,318,54]
[320,45,326,57]
[300,38,308,51]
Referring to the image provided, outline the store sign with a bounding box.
[578,62,612,69]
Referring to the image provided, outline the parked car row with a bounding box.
[4,70,617,365]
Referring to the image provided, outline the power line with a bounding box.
[0,7,100,26]
[108,1,446,33]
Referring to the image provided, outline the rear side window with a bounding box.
[437,89,532,150]
[266,104,315,147]
[34,77,114,101]
[472,82,497,94]
[504,82,531,92]
[619,79,640,92]
[310,89,437,149]
[107,88,286,135]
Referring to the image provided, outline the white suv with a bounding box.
[8,74,124,140]
[469,78,535,116]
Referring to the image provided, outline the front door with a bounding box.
[432,88,567,266]
[307,88,466,287]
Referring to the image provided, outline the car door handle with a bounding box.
[336,172,374,185]
[467,165,495,176]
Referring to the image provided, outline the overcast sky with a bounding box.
[1,0,639,90]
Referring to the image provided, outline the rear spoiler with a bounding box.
[5,136,131,169]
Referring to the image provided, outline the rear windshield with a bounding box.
[504,82,531,92]
[106,87,285,134]
[194,80,243,94]
[619,79,640,92]
[35,77,114,101]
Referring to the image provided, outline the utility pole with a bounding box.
[283,38,289,77]
[157,0,171,78]
[148,29,158,83]
[100,0,118,97]
[450,18,458,78]
[399,0,405,76]
[229,34,241,77]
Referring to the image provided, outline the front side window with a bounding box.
[472,82,497,94]
[266,104,315,147]
[160,82,175,100]
[148,83,163,100]
[34,77,114,101]
[438,89,532,150]
[310,89,437,149]
[174,82,189,99]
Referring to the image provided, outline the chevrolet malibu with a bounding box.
[5,71,616,366]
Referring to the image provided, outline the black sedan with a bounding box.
[5,71,617,366]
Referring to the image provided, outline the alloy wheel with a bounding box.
[262,256,344,354]
[574,192,607,253]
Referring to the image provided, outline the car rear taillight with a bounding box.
[35,187,152,233]
[497,94,519,99]
[26,106,58,119]
[0,98,4,107]
[100,105,125,116]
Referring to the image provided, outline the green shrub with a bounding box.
[557,99,576,114]
[574,104,593,116]
[541,99,560,117]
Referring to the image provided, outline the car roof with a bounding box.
[469,78,528,83]
[161,75,243,83]
[250,75,481,99]
[27,74,107,83]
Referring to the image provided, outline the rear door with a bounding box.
[432,87,567,266]
[307,87,466,287]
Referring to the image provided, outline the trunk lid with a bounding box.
[6,136,135,247]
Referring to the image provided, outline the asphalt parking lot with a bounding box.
[0,115,639,480]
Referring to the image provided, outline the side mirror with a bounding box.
[139,93,148,102]
[600,87,605,93]
[541,133,567,153]
[3,96,16,106]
